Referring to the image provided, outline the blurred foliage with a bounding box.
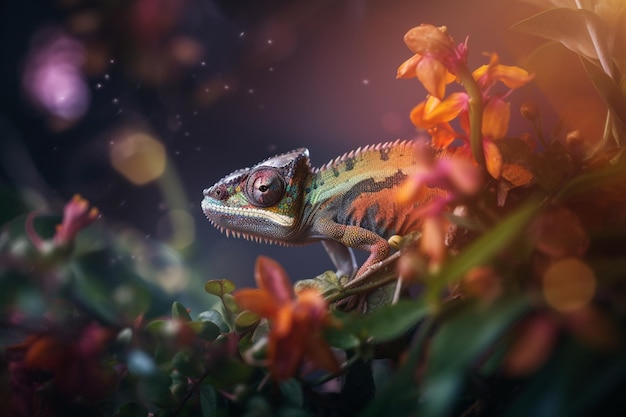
[2,1,626,417]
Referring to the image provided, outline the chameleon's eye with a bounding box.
[245,168,286,207]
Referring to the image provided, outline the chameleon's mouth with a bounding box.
[201,197,295,229]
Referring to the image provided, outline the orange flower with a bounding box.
[409,94,465,148]
[398,24,464,99]
[397,54,456,100]
[234,256,339,380]
[472,53,533,91]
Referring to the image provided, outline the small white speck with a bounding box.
[248,88,254,94]
[267,39,273,45]
[112,98,119,105]
[362,79,370,85]
[109,59,115,64]
[224,85,230,90]
[196,146,202,151]
[184,131,190,137]
[268,67,274,72]
[104,74,110,80]
[200,61,206,66]
[95,83,102,89]
[239,31,245,38]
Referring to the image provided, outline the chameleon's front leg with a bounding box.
[315,219,391,280]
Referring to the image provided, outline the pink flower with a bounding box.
[53,194,99,246]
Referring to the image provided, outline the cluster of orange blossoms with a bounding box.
[397,24,533,179]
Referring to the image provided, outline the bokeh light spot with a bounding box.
[110,132,166,185]
[157,209,195,251]
[543,258,596,312]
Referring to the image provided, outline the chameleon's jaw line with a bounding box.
[201,199,295,228]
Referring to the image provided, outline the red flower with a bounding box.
[234,256,340,380]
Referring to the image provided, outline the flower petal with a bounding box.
[482,98,510,140]
[303,332,340,375]
[430,123,458,148]
[416,56,449,99]
[268,330,305,380]
[483,140,503,179]
[396,54,421,79]
[272,305,294,337]
[255,256,294,305]
[423,92,467,124]
[404,24,456,63]
[233,289,279,318]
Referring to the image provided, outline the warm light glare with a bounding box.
[110,132,166,185]
[543,258,596,312]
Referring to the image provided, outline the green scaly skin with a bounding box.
[201,140,442,279]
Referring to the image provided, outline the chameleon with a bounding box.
[201,140,443,280]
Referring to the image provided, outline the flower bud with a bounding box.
[403,25,456,63]
[520,101,540,122]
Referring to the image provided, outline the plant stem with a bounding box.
[456,65,485,167]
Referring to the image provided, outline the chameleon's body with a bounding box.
[201,140,442,278]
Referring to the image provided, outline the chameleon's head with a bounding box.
[201,148,311,242]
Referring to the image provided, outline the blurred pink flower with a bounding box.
[22,28,90,121]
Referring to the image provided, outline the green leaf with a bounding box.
[172,301,192,321]
[340,299,429,344]
[580,57,626,129]
[420,297,530,417]
[426,199,539,300]
[235,310,260,330]
[555,158,626,201]
[187,320,220,341]
[512,8,607,61]
[199,385,217,417]
[173,349,205,378]
[203,357,253,388]
[118,402,150,417]
[324,324,360,350]
[137,371,176,408]
[360,317,437,417]
[505,337,626,417]
[222,293,240,314]
[197,309,230,333]
[279,379,304,408]
[204,279,236,297]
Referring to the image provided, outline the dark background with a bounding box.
[0,0,551,293]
